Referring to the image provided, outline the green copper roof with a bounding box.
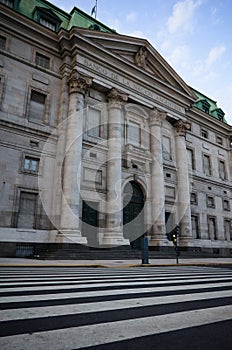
[192,88,227,123]
[11,0,116,33]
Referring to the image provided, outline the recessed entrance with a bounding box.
[123,181,144,249]
[82,201,99,247]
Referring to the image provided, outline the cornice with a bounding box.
[0,118,57,140]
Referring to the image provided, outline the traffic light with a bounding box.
[166,225,180,264]
[166,225,180,245]
[172,232,177,246]
[173,225,180,247]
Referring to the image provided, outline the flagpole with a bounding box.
[95,0,97,19]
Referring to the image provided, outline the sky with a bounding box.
[52,0,232,125]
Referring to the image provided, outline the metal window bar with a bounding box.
[16,244,34,257]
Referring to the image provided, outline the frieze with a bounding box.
[79,56,185,114]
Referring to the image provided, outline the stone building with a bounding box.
[0,0,232,257]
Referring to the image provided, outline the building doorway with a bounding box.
[123,181,144,249]
[82,201,99,247]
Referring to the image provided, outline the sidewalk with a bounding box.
[1,257,232,267]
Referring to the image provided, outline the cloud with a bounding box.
[206,46,226,66]
[167,0,203,34]
[167,45,191,69]
[126,30,145,39]
[126,12,137,23]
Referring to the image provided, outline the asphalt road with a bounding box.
[0,265,232,349]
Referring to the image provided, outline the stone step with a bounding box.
[34,243,216,260]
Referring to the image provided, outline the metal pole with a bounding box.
[95,0,97,19]
[142,235,149,264]
[176,247,179,264]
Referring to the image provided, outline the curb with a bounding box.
[1,262,232,268]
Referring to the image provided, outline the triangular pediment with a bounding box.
[77,29,196,99]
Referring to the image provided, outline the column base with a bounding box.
[58,229,87,245]
[149,237,169,247]
[101,230,130,247]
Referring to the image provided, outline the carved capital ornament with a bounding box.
[68,69,93,95]
[149,107,166,126]
[174,119,191,136]
[107,88,128,108]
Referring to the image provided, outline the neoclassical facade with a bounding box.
[0,0,232,257]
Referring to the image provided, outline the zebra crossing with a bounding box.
[0,265,232,349]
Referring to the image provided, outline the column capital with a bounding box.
[149,107,166,127]
[107,88,128,108]
[68,69,93,95]
[174,119,191,137]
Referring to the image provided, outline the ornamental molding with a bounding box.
[107,88,128,108]
[149,107,166,126]
[68,69,93,95]
[174,119,191,136]
[134,46,147,69]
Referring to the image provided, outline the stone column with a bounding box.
[60,69,92,243]
[149,108,166,244]
[174,119,192,240]
[102,88,129,246]
[52,65,70,231]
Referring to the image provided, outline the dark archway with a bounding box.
[123,181,144,249]
[82,201,99,247]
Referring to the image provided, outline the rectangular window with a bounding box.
[0,0,14,8]
[17,192,37,229]
[224,220,231,241]
[29,90,46,122]
[216,136,223,145]
[202,106,209,114]
[87,107,101,138]
[203,154,211,175]
[96,170,102,185]
[40,17,56,31]
[35,53,50,69]
[162,136,171,160]
[187,148,195,170]
[0,35,6,50]
[190,192,197,204]
[208,217,217,240]
[201,129,208,138]
[24,156,39,173]
[191,215,200,239]
[219,160,226,180]
[207,195,215,208]
[223,199,230,211]
[128,121,140,146]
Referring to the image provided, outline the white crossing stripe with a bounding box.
[1,305,232,349]
[0,281,231,304]
[0,289,232,322]
[0,272,231,285]
[0,266,232,349]
[1,276,232,293]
